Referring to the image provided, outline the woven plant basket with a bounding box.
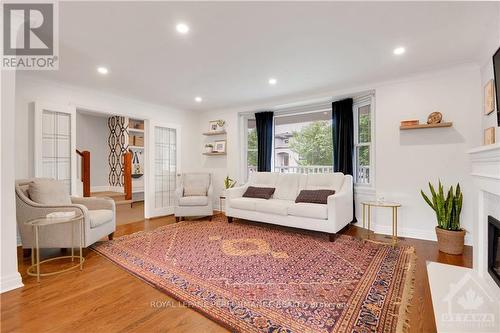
[435,227,465,255]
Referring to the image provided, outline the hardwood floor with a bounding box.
[1,214,472,333]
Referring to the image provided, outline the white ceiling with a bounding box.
[25,1,500,112]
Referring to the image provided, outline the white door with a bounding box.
[145,120,181,218]
[34,102,77,195]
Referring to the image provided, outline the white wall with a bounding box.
[1,70,24,293]
[15,73,201,183]
[76,112,109,187]
[198,65,482,244]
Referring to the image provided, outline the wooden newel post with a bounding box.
[124,151,132,201]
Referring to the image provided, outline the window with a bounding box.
[354,99,373,185]
[274,110,333,174]
[247,119,257,175]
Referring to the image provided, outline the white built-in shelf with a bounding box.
[400,122,453,130]
[203,152,227,156]
[129,128,144,134]
[128,146,144,150]
[202,131,226,136]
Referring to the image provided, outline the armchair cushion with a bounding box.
[179,196,208,206]
[89,209,114,228]
[184,186,207,197]
[28,179,71,205]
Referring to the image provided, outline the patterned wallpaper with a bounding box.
[107,116,129,186]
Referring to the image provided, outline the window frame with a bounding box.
[353,96,375,188]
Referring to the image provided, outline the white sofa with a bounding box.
[225,172,353,241]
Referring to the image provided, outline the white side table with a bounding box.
[25,214,85,282]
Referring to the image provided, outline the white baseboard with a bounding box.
[91,186,124,193]
[370,223,473,246]
[1,272,23,293]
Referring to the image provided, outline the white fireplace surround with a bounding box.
[468,143,500,292]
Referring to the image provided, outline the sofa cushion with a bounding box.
[257,199,293,216]
[248,172,279,187]
[179,196,208,206]
[88,209,113,228]
[28,179,71,205]
[273,173,305,201]
[243,186,275,199]
[230,197,266,211]
[306,173,345,192]
[183,186,207,197]
[288,203,328,220]
[295,189,335,204]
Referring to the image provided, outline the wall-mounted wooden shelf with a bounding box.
[203,131,226,136]
[203,152,227,156]
[400,122,453,130]
[128,145,144,150]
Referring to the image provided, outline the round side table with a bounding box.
[361,201,401,246]
[25,214,85,282]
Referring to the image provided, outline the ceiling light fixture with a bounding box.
[97,66,108,75]
[176,23,190,34]
[268,78,277,85]
[393,47,406,55]
[195,96,202,103]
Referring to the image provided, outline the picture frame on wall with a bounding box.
[213,140,226,153]
[208,119,226,132]
[484,79,495,115]
[484,127,496,145]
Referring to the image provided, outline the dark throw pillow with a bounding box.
[243,186,276,199]
[295,189,335,204]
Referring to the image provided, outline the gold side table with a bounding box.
[25,214,85,282]
[361,201,401,246]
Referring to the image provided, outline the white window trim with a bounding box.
[353,95,375,189]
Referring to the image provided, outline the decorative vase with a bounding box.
[205,146,213,153]
[435,227,465,255]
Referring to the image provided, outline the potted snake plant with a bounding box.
[421,181,464,255]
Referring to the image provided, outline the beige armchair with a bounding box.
[16,179,116,249]
[174,173,214,221]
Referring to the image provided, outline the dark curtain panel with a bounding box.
[332,98,356,222]
[255,111,274,172]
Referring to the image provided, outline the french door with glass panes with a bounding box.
[145,121,181,218]
[34,102,77,195]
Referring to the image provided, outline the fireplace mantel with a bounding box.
[468,143,500,293]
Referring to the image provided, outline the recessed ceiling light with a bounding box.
[268,78,277,85]
[393,47,406,55]
[97,66,108,75]
[176,23,190,34]
[195,96,202,103]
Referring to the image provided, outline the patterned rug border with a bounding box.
[91,219,418,332]
[91,233,238,332]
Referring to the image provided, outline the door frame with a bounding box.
[144,119,181,218]
[34,101,77,195]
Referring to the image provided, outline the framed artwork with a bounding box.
[209,121,219,132]
[213,140,226,153]
[484,79,495,115]
[484,127,496,145]
[208,119,226,132]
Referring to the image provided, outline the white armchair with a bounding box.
[16,179,116,249]
[174,173,214,221]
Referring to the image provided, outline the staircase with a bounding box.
[91,191,133,206]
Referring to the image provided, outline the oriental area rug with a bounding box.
[92,215,416,333]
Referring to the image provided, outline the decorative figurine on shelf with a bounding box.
[224,176,236,189]
[427,112,442,124]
